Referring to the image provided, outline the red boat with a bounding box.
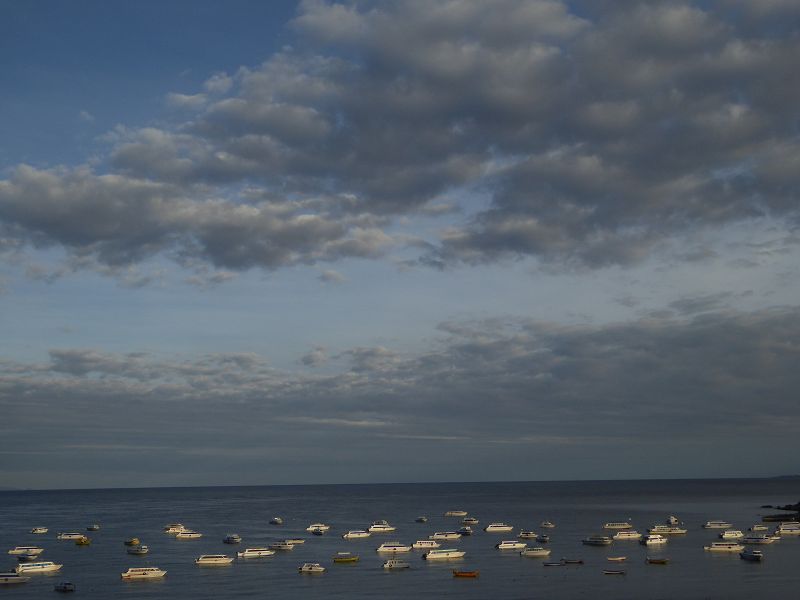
[452,570,479,578]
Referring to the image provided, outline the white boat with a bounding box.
[484,523,513,532]
[376,542,412,553]
[369,520,396,533]
[29,527,48,535]
[648,525,687,534]
[541,521,556,528]
[496,540,526,550]
[237,548,275,558]
[518,530,538,539]
[298,563,325,574]
[383,559,410,569]
[423,548,466,559]
[719,530,744,539]
[742,534,777,545]
[8,547,44,556]
[412,540,440,549]
[284,538,305,545]
[613,530,642,540]
[582,536,613,546]
[429,531,461,540]
[195,554,234,565]
[667,515,680,525]
[462,517,479,525]
[444,510,468,517]
[120,567,166,580]
[223,534,242,544]
[163,523,186,534]
[603,522,632,529]
[56,532,84,540]
[740,549,764,562]
[269,541,294,551]
[342,530,371,539]
[127,545,149,555]
[705,542,745,552]
[16,561,62,574]
[269,517,283,525]
[641,534,668,546]
[750,524,768,532]
[520,547,551,558]
[306,523,331,532]
[703,520,733,529]
[776,522,800,535]
[175,530,202,539]
[0,572,30,584]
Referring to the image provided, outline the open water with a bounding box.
[1,478,799,599]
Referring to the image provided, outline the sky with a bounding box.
[1,0,799,489]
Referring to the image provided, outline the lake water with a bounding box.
[2,478,799,599]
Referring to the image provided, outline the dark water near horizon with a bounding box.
[1,479,799,599]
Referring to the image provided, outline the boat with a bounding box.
[496,540,526,550]
[332,552,359,563]
[269,517,283,525]
[641,534,668,545]
[57,532,84,540]
[175,531,202,539]
[423,548,466,560]
[518,530,538,539]
[269,541,295,551]
[740,549,764,562]
[16,551,43,562]
[453,569,479,577]
[457,526,473,536]
[705,542,745,552]
[127,545,149,555]
[582,535,613,546]
[368,520,396,533]
[382,559,410,569]
[613,530,642,540]
[561,559,584,565]
[237,548,275,558]
[646,557,670,565]
[195,554,234,565]
[75,536,91,545]
[412,540,440,549]
[603,522,633,529]
[462,517,479,525]
[667,515,680,525]
[124,537,141,546]
[415,516,428,523]
[703,520,733,529]
[298,562,325,574]
[342,530,371,539]
[648,525,687,534]
[376,542,412,553]
[311,528,324,535]
[306,523,331,532]
[543,562,564,567]
[120,567,166,580]
[750,524,768,532]
[54,581,76,592]
[223,534,242,544]
[776,522,800,535]
[284,538,305,545]
[429,531,461,540]
[444,510,467,517]
[163,523,186,534]
[0,572,30,584]
[541,521,556,528]
[607,556,627,562]
[29,527,48,535]
[520,547,551,557]
[86,524,100,531]
[742,534,777,545]
[537,534,550,543]
[7,547,44,556]
[484,523,513,532]
[15,561,62,574]
[603,569,626,575]
[719,530,744,539]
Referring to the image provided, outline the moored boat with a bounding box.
[603,522,632,529]
[29,527,48,535]
[641,534,668,546]
[429,531,461,540]
[342,530,371,539]
[537,534,550,543]
[284,538,305,545]
[444,510,467,517]
[520,547,551,558]
[496,540,526,550]
[86,524,100,531]
[705,542,745,552]
[332,552,359,563]
[57,532,84,540]
[750,524,768,532]
[607,556,627,562]
[648,525,687,535]
[423,548,466,560]
[306,523,331,533]
[415,516,428,523]
[383,559,410,569]
[376,542,412,553]
[703,520,733,529]
[742,534,776,545]
[412,540,440,549]
[740,549,763,562]
[163,523,186,534]
[120,567,166,580]
[16,561,62,574]
[237,548,275,558]
[603,569,626,575]
[452,569,479,577]
[269,517,283,525]
[613,530,642,540]
[175,531,201,540]
[462,517,479,525]
[368,520,396,533]
[0,572,30,584]
[719,530,744,539]
[269,541,294,551]
[127,545,149,555]
[124,537,141,546]
[518,530,537,539]
[582,535,612,546]
[457,526,473,536]
[646,557,670,565]
[484,523,513,532]
[75,536,91,546]
[8,547,44,556]
[541,521,556,528]
[298,562,326,573]
[195,554,234,565]
[223,534,242,544]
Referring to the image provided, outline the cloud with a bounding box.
[300,346,328,367]
[318,269,346,284]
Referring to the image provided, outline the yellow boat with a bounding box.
[332,552,359,563]
[124,537,140,546]
[75,536,91,546]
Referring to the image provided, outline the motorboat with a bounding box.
[667,516,680,525]
[75,536,91,546]
[603,569,626,575]
[703,520,733,529]
[648,525,687,534]
[376,542,412,553]
[237,548,275,558]
[29,527,48,535]
[163,523,186,534]
[613,530,642,541]
[195,554,234,565]
[484,523,513,532]
[520,547,551,557]
[543,561,565,567]
[646,557,670,565]
[175,531,202,539]
[415,516,428,523]
[57,532,84,540]
[342,530,371,539]
[332,552,359,563]
[54,581,76,592]
[412,540,440,549]
[741,534,776,545]
[423,548,466,559]
[270,541,295,551]
[607,556,627,562]
[368,520,396,533]
[453,569,479,577]
[86,524,100,531]
[462,517,479,525]
[457,526,473,536]
[306,523,331,532]
[582,536,613,546]
[429,531,461,540]
[719,530,744,539]
[127,545,149,555]
[776,522,800,535]
[16,561,62,574]
[561,559,584,565]
[223,534,242,544]
[641,534,668,545]
[541,521,556,528]
[603,522,633,530]
[518,530,538,539]
[124,537,141,546]
[750,524,769,532]
[269,517,283,525]
[740,549,764,562]
[284,538,305,545]
[120,567,166,580]
[0,572,30,584]
[444,510,467,517]
[298,563,325,574]
[8,547,44,556]
[383,559,410,569]
[496,540,526,550]
[704,542,745,552]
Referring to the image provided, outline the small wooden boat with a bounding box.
[603,569,626,575]
[75,536,91,546]
[332,552,359,563]
[452,569,479,578]
[123,537,140,546]
[561,558,584,565]
[607,556,627,562]
[54,582,76,592]
[646,557,670,565]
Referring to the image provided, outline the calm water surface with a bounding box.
[1,479,799,599]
